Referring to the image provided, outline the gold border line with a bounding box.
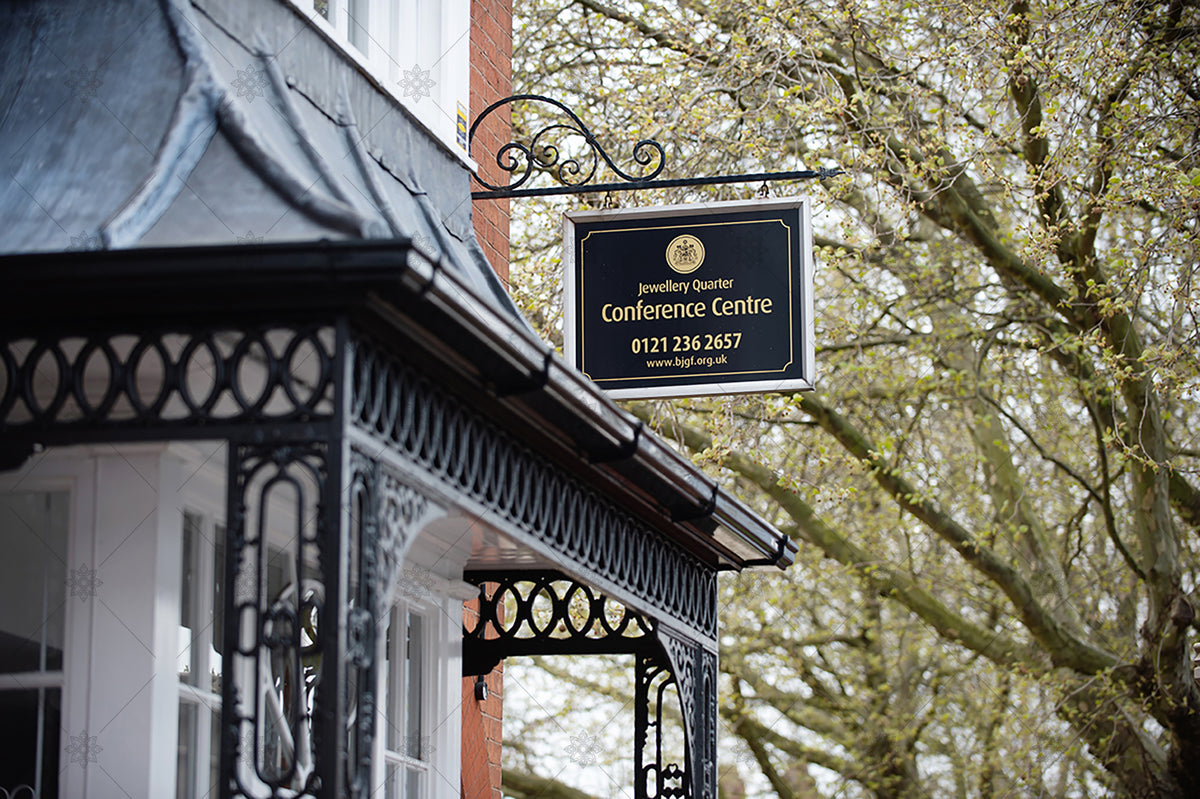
[578,217,797,381]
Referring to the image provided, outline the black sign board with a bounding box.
[564,198,815,399]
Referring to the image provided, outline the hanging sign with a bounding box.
[564,198,815,399]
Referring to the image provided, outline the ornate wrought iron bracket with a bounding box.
[469,94,843,199]
[462,570,712,798]
[461,570,658,676]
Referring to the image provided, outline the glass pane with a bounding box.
[415,0,443,96]
[177,702,223,799]
[348,0,369,52]
[211,526,225,693]
[0,687,61,798]
[313,1,329,20]
[176,703,197,799]
[179,511,200,684]
[180,512,223,691]
[0,491,68,674]
[405,613,424,756]
[405,766,424,799]
[385,761,400,799]
[385,612,397,751]
[209,706,221,795]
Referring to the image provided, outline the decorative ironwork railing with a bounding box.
[348,333,718,643]
[0,326,336,433]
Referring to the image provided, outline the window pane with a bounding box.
[405,613,424,756]
[415,0,443,100]
[179,512,223,690]
[177,702,222,799]
[405,766,424,799]
[0,687,61,798]
[385,615,395,750]
[212,526,225,692]
[209,706,221,795]
[348,0,369,52]
[386,761,400,799]
[0,492,68,674]
[179,511,199,684]
[177,703,198,799]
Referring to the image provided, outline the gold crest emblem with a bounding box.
[666,234,705,274]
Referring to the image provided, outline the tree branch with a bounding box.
[503,769,600,799]
[630,403,1045,671]
[792,393,1118,674]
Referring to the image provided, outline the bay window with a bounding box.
[177,509,223,799]
[0,491,68,799]
[383,603,431,798]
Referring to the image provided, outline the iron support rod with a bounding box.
[471,167,844,200]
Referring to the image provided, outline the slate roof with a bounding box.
[0,0,517,316]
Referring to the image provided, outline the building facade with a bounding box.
[0,2,795,798]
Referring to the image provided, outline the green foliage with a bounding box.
[503,1,1200,797]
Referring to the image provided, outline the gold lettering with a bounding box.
[601,300,707,322]
[692,277,734,292]
[711,296,774,317]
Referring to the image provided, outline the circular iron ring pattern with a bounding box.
[0,326,336,432]
[464,572,654,643]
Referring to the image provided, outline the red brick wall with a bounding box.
[461,596,505,799]
[465,1,511,795]
[470,0,512,285]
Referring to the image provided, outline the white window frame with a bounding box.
[176,505,225,799]
[0,483,75,799]
[287,0,472,160]
[372,569,465,799]
[0,455,100,799]
[381,599,433,797]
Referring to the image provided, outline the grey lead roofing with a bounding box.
[0,0,517,317]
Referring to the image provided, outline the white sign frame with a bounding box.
[563,197,816,400]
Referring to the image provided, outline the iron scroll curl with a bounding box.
[468,94,665,193]
[468,94,843,199]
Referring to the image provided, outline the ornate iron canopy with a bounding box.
[0,239,795,799]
